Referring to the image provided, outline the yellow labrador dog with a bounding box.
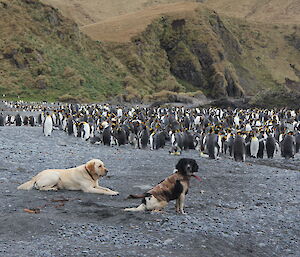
[17,159,119,195]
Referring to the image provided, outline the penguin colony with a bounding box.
[1,100,300,160]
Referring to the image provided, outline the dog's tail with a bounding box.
[17,179,35,190]
[124,204,147,212]
[126,193,147,199]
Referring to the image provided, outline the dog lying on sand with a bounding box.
[17,159,119,195]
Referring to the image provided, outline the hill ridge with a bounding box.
[81,2,199,42]
[1,0,300,107]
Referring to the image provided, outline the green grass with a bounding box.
[0,0,299,106]
[0,0,125,103]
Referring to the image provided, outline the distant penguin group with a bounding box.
[1,100,300,162]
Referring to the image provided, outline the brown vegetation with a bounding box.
[1,0,300,106]
[42,0,300,43]
[81,2,199,42]
[204,0,300,25]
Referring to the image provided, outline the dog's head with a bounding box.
[85,159,108,178]
[175,158,198,176]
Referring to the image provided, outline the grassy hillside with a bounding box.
[1,0,300,106]
[42,0,300,26]
[0,0,127,102]
[0,0,206,103]
[42,0,300,39]
[105,8,300,102]
[42,0,300,103]
[204,0,300,25]
[41,0,200,26]
[81,2,199,42]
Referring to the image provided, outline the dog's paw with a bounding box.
[151,209,164,213]
[110,191,119,196]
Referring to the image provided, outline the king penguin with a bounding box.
[206,132,220,159]
[67,117,74,135]
[138,125,149,149]
[233,133,246,162]
[43,113,53,136]
[15,114,22,126]
[257,132,265,159]
[182,130,195,150]
[250,134,259,158]
[73,122,78,137]
[112,126,127,146]
[29,116,35,127]
[295,132,300,153]
[38,113,43,125]
[281,132,296,159]
[266,134,276,158]
[102,125,112,146]
[23,116,29,126]
[0,113,4,126]
[82,122,91,141]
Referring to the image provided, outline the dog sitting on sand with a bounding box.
[124,158,201,214]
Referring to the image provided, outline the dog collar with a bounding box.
[85,165,95,181]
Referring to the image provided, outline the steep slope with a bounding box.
[41,0,200,26]
[39,0,300,56]
[0,0,207,104]
[0,0,127,102]
[105,8,300,103]
[40,0,300,104]
[1,0,300,106]
[81,2,199,42]
[41,0,300,27]
[204,0,300,25]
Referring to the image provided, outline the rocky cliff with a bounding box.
[1,0,300,107]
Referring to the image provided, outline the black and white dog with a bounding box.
[124,158,201,214]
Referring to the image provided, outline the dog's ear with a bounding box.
[86,160,96,175]
[175,158,187,173]
[192,159,199,173]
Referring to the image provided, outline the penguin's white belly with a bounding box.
[250,139,259,157]
[43,118,53,136]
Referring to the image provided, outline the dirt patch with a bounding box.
[204,0,300,25]
[81,2,199,42]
